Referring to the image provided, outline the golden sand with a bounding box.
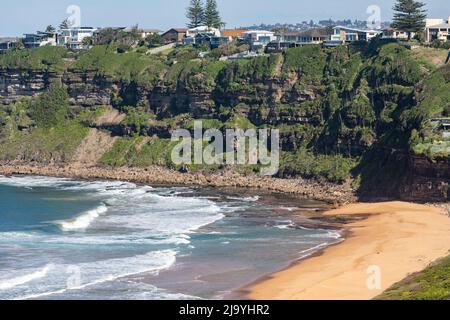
[248,201,450,300]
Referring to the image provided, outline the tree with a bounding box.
[204,0,223,29]
[145,33,164,48]
[32,82,69,128]
[82,36,93,47]
[391,0,427,41]
[59,19,72,30]
[186,0,205,28]
[45,25,56,33]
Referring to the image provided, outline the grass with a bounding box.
[0,46,68,73]
[98,136,143,167]
[376,255,450,300]
[411,46,449,72]
[413,141,450,158]
[73,45,167,85]
[0,120,89,163]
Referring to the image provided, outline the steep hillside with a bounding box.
[0,42,448,200]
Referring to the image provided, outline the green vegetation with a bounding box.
[280,148,358,183]
[0,46,68,72]
[376,255,450,300]
[73,45,166,85]
[0,39,449,184]
[391,0,427,41]
[99,136,177,168]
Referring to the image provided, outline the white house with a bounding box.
[382,28,414,40]
[123,27,161,39]
[243,30,276,50]
[331,26,382,43]
[425,17,450,42]
[58,27,98,49]
[186,26,221,38]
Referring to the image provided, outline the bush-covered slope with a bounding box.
[0,41,448,187]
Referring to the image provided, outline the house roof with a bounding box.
[243,30,274,35]
[0,37,19,42]
[222,29,249,37]
[334,26,382,34]
[278,27,333,38]
[141,29,161,33]
[427,23,450,29]
[162,28,188,37]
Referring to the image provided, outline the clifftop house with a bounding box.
[331,26,382,42]
[0,37,19,54]
[23,32,58,48]
[425,17,450,42]
[275,27,333,45]
[161,28,188,43]
[58,27,98,49]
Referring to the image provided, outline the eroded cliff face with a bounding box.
[402,155,450,202]
[0,67,448,202]
[0,69,58,104]
[0,69,116,106]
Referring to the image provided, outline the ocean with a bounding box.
[0,175,341,300]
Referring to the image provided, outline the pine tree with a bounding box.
[45,25,56,33]
[204,0,223,29]
[59,19,72,30]
[391,0,427,40]
[186,0,205,28]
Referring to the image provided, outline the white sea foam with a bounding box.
[274,220,296,230]
[227,196,260,202]
[0,264,53,290]
[59,204,108,231]
[9,250,177,300]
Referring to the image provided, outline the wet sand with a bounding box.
[246,201,450,300]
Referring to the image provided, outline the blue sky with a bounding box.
[1,0,448,36]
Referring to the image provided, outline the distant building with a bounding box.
[58,27,98,49]
[23,32,58,48]
[219,51,266,61]
[382,28,414,40]
[425,17,450,42]
[243,30,276,51]
[331,26,382,43]
[186,26,221,38]
[265,42,298,53]
[221,29,249,39]
[161,28,188,43]
[275,27,333,45]
[0,37,18,54]
[210,36,230,49]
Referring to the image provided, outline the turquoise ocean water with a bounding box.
[0,175,341,300]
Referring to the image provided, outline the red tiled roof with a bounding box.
[222,29,249,38]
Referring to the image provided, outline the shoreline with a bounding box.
[2,164,449,300]
[244,201,450,300]
[0,163,356,203]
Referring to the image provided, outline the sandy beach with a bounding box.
[247,201,450,300]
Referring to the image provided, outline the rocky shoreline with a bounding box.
[0,163,357,204]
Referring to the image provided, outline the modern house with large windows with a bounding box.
[58,27,98,49]
[331,26,382,43]
[0,38,19,54]
[243,30,276,51]
[275,27,333,45]
[425,17,450,42]
[23,32,58,48]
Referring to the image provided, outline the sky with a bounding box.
[0,0,449,36]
